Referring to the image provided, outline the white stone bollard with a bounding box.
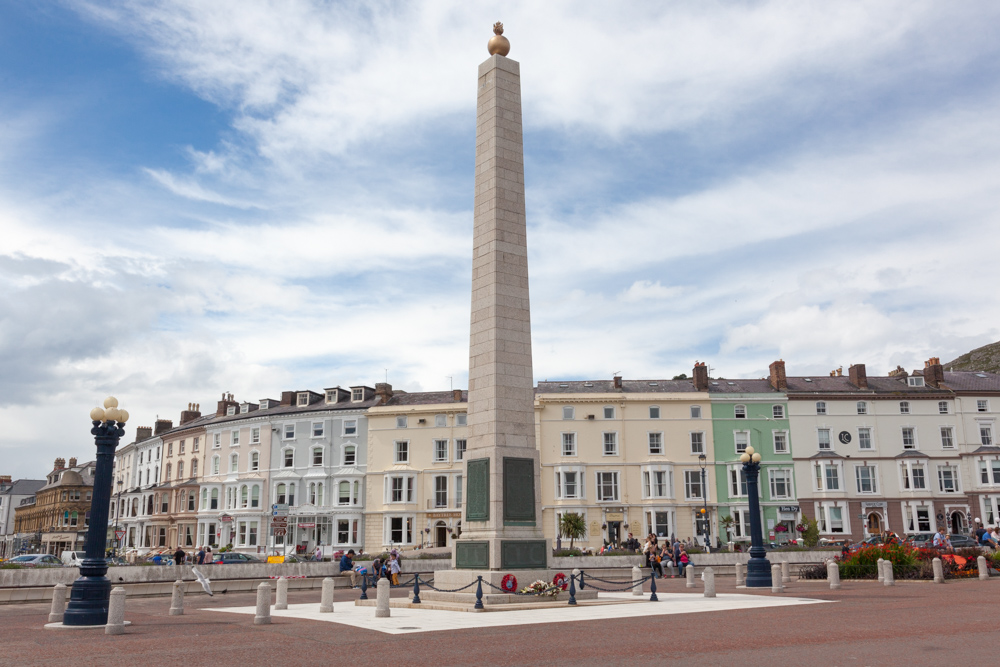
[169,580,184,616]
[877,558,885,582]
[933,558,944,584]
[254,582,272,625]
[685,564,696,588]
[781,561,790,583]
[275,576,288,610]
[882,560,895,586]
[771,564,783,593]
[735,561,744,586]
[48,583,67,623]
[320,577,335,613]
[632,566,643,596]
[375,578,390,618]
[827,561,841,590]
[704,567,716,598]
[978,556,989,580]
[105,587,127,635]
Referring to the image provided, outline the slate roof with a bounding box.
[535,380,700,394]
[706,378,780,394]
[895,450,930,459]
[942,371,1000,392]
[808,451,845,460]
[382,391,467,407]
[0,479,45,496]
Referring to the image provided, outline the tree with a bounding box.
[672,373,688,380]
[802,518,820,547]
[559,512,587,550]
[719,515,735,541]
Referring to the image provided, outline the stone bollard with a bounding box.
[48,583,67,624]
[169,580,184,616]
[877,558,885,583]
[771,564,783,593]
[275,576,288,611]
[320,577,335,613]
[375,578,390,618]
[978,556,989,580]
[827,561,841,590]
[704,567,716,598]
[685,565,696,589]
[632,566,643,596]
[254,582,272,625]
[883,560,895,587]
[105,587,127,635]
[933,558,944,584]
[781,561,790,584]
[735,561,744,586]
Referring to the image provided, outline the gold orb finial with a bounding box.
[488,21,510,57]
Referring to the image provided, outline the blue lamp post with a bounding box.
[740,445,772,588]
[62,397,128,626]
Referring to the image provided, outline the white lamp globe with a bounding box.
[739,453,751,464]
[745,446,755,456]
[90,407,106,421]
[118,409,129,423]
[103,396,119,409]
[752,452,762,463]
[104,407,121,422]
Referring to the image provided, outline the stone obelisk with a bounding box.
[453,23,548,575]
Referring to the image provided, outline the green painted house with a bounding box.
[708,377,798,545]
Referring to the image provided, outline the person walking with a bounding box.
[173,547,186,565]
[340,549,359,587]
[205,545,213,563]
[196,546,206,565]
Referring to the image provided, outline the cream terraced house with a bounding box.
[536,376,714,549]
[156,405,208,551]
[365,386,469,551]
[944,370,1000,528]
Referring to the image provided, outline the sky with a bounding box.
[2,1,999,478]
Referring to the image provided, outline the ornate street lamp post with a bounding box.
[698,453,710,551]
[739,445,772,587]
[63,397,128,626]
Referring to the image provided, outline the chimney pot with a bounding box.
[54,458,65,470]
[68,457,77,468]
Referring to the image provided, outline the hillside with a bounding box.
[944,340,1000,373]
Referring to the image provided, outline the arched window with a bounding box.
[251,485,260,508]
[240,485,248,508]
[308,483,317,505]
[282,449,294,468]
[339,481,350,505]
[353,480,359,504]
[312,447,323,466]
[230,453,239,473]
[276,483,287,504]
[317,482,323,507]
[250,451,259,471]
[344,446,356,466]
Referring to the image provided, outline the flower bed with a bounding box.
[800,543,988,580]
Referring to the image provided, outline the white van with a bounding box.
[60,551,87,566]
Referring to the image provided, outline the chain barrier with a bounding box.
[414,574,478,593]
[581,574,648,586]
[574,576,650,593]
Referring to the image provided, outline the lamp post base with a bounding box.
[62,575,111,626]
[745,556,773,588]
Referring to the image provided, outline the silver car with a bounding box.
[6,554,65,568]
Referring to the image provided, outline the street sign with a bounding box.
[271,520,287,527]
[273,528,287,537]
[272,503,289,512]
[115,530,126,541]
[272,510,289,517]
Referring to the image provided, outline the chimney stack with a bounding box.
[54,458,66,470]
[280,391,295,407]
[180,402,202,425]
[68,457,77,468]
[613,375,623,390]
[135,426,153,442]
[768,360,787,391]
[924,357,944,388]
[216,393,239,416]
[693,362,709,391]
[453,389,464,403]
[154,418,173,436]
[848,364,868,389]
[375,383,394,405]
[888,365,908,377]
[0,475,10,485]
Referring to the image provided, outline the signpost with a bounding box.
[270,504,289,558]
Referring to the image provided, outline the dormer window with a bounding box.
[240,404,249,414]
[326,390,337,404]
[908,376,925,387]
[226,406,236,416]
[297,393,309,406]
[352,388,364,402]
[259,400,269,410]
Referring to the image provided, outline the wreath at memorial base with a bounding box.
[501,573,517,592]
[520,579,560,597]
[552,572,568,590]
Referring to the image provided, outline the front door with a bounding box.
[950,511,966,535]
[867,512,882,535]
[435,523,447,548]
[607,521,621,548]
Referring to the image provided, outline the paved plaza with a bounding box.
[1,577,996,665]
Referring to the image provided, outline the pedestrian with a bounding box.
[974,519,988,546]
[173,546,186,565]
[314,544,323,561]
[678,547,690,576]
[932,527,948,549]
[372,557,382,581]
[205,545,213,563]
[390,555,400,586]
[340,549,359,587]
[196,546,206,565]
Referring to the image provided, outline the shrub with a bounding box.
[802,519,820,548]
[553,549,582,557]
[0,564,24,569]
[837,543,918,579]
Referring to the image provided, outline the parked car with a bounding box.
[6,554,65,568]
[948,535,979,549]
[60,550,87,566]
[213,552,262,565]
[907,533,937,547]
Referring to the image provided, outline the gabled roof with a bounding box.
[895,450,930,459]
[0,479,45,496]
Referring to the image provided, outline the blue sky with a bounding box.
[2,1,1000,477]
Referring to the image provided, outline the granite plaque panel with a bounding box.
[455,541,490,569]
[500,540,547,569]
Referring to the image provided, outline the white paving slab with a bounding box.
[205,592,829,635]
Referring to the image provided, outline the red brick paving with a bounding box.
[0,577,993,666]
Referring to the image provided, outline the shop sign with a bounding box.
[605,512,624,522]
[297,523,316,528]
[861,502,887,509]
[428,511,461,518]
[778,506,800,513]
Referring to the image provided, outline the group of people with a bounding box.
[338,548,401,588]
[973,521,1000,550]
[642,534,690,578]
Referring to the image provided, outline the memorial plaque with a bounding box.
[466,458,490,522]
[456,541,490,569]
[500,540,547,569]
[503,457,536,526]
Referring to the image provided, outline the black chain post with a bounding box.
[579,571,586,590]
[360,571,368,600]
[649,574,658,602]
[412,574,421,604]
[474,576,484,610]
[568,573,577,605]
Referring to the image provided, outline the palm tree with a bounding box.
[559,513,587,551]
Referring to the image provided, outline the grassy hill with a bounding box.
[945,340,1000,373]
